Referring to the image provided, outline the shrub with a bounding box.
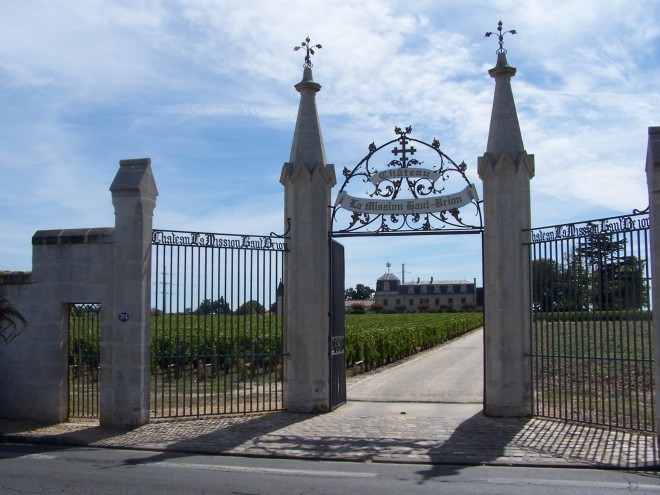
[350,303,365,314]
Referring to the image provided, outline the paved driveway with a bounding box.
[347,327,483,403]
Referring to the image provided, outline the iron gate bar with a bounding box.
[526,211,654,432]
[330,228,483,238]
[68,303,101,420]
[151,229,287,419]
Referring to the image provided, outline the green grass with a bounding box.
[531,319,655,432]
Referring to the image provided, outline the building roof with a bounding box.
[377,273,400,281]
[401,279,473,286]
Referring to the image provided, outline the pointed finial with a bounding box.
[485,20,517,54]
[294,36,323,68]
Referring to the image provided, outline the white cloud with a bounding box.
[0,0,657,289]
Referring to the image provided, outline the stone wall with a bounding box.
[0,159,156,427]
[0,230,114,422]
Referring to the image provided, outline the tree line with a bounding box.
[532,233,647,312]
[193,297,269,316]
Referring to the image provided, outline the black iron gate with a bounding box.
[527,211,654,432]
[68,303,101,419]
[330,239,346,409]
[151,229,287,418]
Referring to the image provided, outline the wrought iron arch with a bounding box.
[330,126,483,237]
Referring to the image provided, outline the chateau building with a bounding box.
[374,273,477,312]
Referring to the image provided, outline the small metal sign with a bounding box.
[118,312,129,322]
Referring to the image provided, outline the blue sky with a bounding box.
[1,0,658,290]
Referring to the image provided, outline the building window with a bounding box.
[409,298,414,306]
[420,298,428,304]
[383,299,388,306]
[461,297,466,304]
[396,299,401,305]
[448,297,453,303]
[435,298,440,306]
[384,281,390,291]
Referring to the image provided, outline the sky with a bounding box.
[1,0,658,291]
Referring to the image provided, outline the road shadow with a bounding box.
[0,411,313,465]
[415,411,660,482]
[415,410,531,481]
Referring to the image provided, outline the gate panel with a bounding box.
[527,212,654,432]
[68,303,101,420]
[151,230,287,418]
[330,239,346,409]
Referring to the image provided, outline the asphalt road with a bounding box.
[348,327,483,403]
[1,443,658,495]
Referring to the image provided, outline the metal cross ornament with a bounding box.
[392,126,417,167]
[485,20,517,54]
[294,36,322,67]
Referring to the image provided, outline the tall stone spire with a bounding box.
[280,41,336,413]
[485,52,526,165]
[288,66,327,170]
[478,24,534,418]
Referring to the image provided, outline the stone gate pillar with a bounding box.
[280,66,336,413]
[645,126,660,439]
[478,52,535,417]
[102,158,158,427]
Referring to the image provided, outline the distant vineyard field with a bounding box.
[345,312,483,370]
[70,312,484,373]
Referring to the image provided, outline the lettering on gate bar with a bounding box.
[530,214,649,243]
[152,230,288,251]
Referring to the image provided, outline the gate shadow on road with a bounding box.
[415,410,531,481]
[416,410,660,482]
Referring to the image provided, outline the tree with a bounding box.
[610,255,646,310]
[236,300,265,315]
[345,284,375,301]
[575,233,626,310]
[575,233,646,311]
[195,297,231,315]
[531,259,563,311]
[0,295,26,355]
[561,255,590,311]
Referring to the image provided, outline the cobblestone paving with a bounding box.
[1,402,658,468]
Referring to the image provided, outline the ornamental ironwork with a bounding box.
[526,210,649,244]
[152,225,289,251]
[294,36,322,68]
[331,336,345,355]
[485,20,517,54]
[331,126,483,236]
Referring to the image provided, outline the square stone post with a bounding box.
[478,53,535,417]
[101,158,157,428]
[645,126,660,440]
[280,162,336,412]
[280,66,336,413]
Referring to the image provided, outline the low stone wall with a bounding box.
[0,158,157,428]
[0,231,114,423]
